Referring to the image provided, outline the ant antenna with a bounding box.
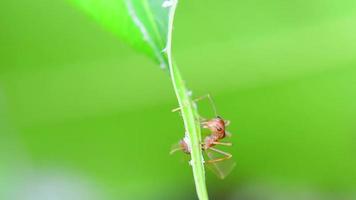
[170,147,182,155]
[193,94,218,117]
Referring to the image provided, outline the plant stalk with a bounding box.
[166,1,209,199]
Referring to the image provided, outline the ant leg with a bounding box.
[206,147,232,163]
[172,94,217,116]
[200,119,209,127]
[171,102,191,112]
[169,146,182,155]
[191,94,211,102]
[172,106,182,112]
[172,106,206,124]
[212,142,232,146]
[224,120,230,126]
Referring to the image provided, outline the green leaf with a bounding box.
[69,0,169,69]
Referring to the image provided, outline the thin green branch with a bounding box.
[166,1,209,199]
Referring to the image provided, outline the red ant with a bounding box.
[201,116,233,163]
[170,94,233,164]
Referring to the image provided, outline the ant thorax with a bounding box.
[203,134,219,149]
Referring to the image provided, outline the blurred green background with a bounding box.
[1,0,356,199]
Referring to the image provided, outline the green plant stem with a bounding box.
[166,1,209,199]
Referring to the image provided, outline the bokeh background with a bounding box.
[1,0,356,199]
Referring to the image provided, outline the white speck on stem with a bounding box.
[160,62,166,69]
[162,0,174,8]
[161,47,167,53]
[192,101,198,110]
[187,90,193,97]
[189,160,194,166]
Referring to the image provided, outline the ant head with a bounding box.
[213,117,226,131]
[214,116,225,125]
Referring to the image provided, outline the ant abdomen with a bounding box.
[179,140,191,154]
